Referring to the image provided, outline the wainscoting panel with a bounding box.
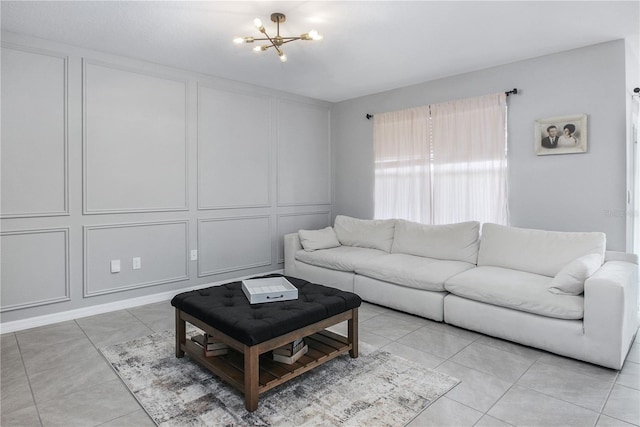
[277,100,331,206]
[276,211,331,263]
[83,60,188,214]
[84,221,189,297]
[198,216,271,277]
[1,44,68,218]
[1,228,70,312]
[197,85,271,209]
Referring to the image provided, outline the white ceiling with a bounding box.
[2,1,639,102]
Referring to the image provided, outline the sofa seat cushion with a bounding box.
[445,266,584,320]
[355,253,476,292]
[295,246,388,272]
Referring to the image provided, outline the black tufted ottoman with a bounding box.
[171,274,361,411]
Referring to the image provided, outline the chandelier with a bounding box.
[233,13,323,63]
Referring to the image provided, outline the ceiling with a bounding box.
[1,1,639,102]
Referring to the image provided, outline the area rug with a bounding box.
[101,328,459,426]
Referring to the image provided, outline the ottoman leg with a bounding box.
[349,308,359,358]
[244,345,259,411]
[175,309,185,358]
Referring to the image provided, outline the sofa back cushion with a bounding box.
[477,223,606,277]
[391,220,480,263]
[333,215,395,252]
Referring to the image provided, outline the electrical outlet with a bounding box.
[133,257,141,270]
[110,259,121,273]
[190,250,198,261]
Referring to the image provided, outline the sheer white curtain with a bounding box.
[430,92,508,225]
[373,106,431,222]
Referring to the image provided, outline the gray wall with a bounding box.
[331,40,630,251]
[0,32,333,325]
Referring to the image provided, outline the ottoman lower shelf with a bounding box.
[181,330,351,395]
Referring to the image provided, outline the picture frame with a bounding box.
[535,114,587,156]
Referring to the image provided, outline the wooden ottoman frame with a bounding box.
[175,306,358,412]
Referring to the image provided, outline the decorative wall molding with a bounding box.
[0,43,69,218]
[196,83,272,210]
[83,220,189,297]
[0,228,70,312]
[197,215,272,277]
[82,59,189,214]
[276,99,331,207]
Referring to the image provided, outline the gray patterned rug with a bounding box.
[101,329,459,426]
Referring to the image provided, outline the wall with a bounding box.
[0,32,332,328]
[332,40,630,251]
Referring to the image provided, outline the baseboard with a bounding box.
[0,269,284,334]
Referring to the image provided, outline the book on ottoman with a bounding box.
[273,344,308,364]
[191,334,228,357]
[273,338,305,356]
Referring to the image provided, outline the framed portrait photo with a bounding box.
[535,114,587,156]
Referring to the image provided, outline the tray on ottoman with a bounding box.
[241,276,298,304]
[171,274,362,412]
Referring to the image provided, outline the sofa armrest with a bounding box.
[284,233,302,277]
[583,260,639,366]
[605,250,639,264]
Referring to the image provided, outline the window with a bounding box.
[374,93,508,225]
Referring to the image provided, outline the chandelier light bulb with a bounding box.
[253,18,262,28]
[279,53,288,62]
[233,37,244,44]
[308,30,323,40]
[253,45,265,52]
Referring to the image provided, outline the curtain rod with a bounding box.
[365,88,519,120]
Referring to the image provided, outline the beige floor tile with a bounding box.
[616,360,640,391]
[602,384,640,425]
[127,300,174,333]
[76,310,153,348]
[596,414,637,426]
[380,341,445,370]
[408,396,483,427]
[536,353,619,382]
[37,379,141,427]
[398,325,474,359]
[450,341,535,382]
[16,322,86,349]
[29,350,119,404]
[1,370,35,415]
[0,403,41,427]
[361,313,424,340]
[518,360,614,411]
[488,385,599,427]
[436,361,511,412]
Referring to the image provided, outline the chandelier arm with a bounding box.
[279,38,302,44]
[259,30,283,53]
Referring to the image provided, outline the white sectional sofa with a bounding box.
[284,215,639,369]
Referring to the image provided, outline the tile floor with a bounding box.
[1,301,639,426]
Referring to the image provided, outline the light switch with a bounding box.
[133,257,141,270]
[190,250,198,261]
[110,259,121,273]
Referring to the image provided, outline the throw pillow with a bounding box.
[548,253,603,295]
[298,227,341,252]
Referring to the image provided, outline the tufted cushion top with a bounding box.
[171,275,362,346]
